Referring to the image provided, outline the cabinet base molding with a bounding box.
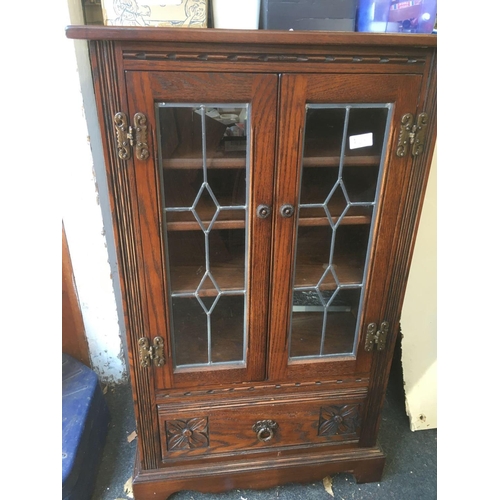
[132,447,386,500]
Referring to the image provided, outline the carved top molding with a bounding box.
[123,51,426,66]
[157,377,369,401]
[66,25,437,50]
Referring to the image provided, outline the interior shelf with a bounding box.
[302,154,381,168]
[298,212,371,227]
[166,218,246,231]
[166,210,371,231]
[294,253,364,289]
[165,192,246,231]
[169,251,363,296]
[165,184,373,231]
[163,154,381,170]
[298,198,373,227]
[163,154,246,170]
[170,258,246,296]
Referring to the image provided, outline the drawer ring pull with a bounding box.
[252,420,278,442]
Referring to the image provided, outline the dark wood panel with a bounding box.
[133,446,385,499]
[155,378,370,405]
[360,52,438,448]
[157,394,365,460]
[62,223,90,367]
[89,40,162,470]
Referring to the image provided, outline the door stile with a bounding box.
[267,74,309,381]
[245,74,279,381]
[126,71,176,391]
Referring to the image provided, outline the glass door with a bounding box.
[268,73,423,381]
[126,72,278,389]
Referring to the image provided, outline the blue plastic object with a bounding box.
[356,0,437,34]
[62,354,110,500]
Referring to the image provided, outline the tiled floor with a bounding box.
[91,366,436,500]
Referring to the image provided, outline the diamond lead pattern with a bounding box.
[294,106,356,357]
[196,273,221,315]
[317,266,339,303]
[193,184,220,231]
[160,104,250,367]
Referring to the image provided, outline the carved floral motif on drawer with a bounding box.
[166,417,209,451]
[318,404,361,437]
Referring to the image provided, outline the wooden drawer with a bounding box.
[158,393,366,461]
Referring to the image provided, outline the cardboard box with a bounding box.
[102,0,207,27]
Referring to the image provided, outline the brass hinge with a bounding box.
[138,336,165,368]
[396,112,428,158]
[114,112,150,161]
[364,321,389,352]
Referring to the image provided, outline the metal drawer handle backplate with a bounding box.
[252,420,279,442]
[280,204,295,218]
[257,204,271,219]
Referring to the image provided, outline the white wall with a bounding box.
[61,0,128,384]
[400,146,437,430]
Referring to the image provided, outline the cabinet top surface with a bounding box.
[65,25,437,48]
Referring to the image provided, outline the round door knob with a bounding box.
[257,204,271,219]
[280,204,295,218]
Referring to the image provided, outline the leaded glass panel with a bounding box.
[289,104,392,359]
[157,104,249,368]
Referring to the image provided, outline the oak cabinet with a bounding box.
[66,26,437,500]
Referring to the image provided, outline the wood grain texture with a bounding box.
[155,376,370,403]
[68,27,437,495]
[157,393,366,460]
[267,73,307,381]
[359,52,438,447]
[90,40,161,470]
[62,223,90,367]
[118,41,431,75]
[126,71,278,389]
[132,446,386,500]
[66,25,436,48]
[267,72,423,384]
